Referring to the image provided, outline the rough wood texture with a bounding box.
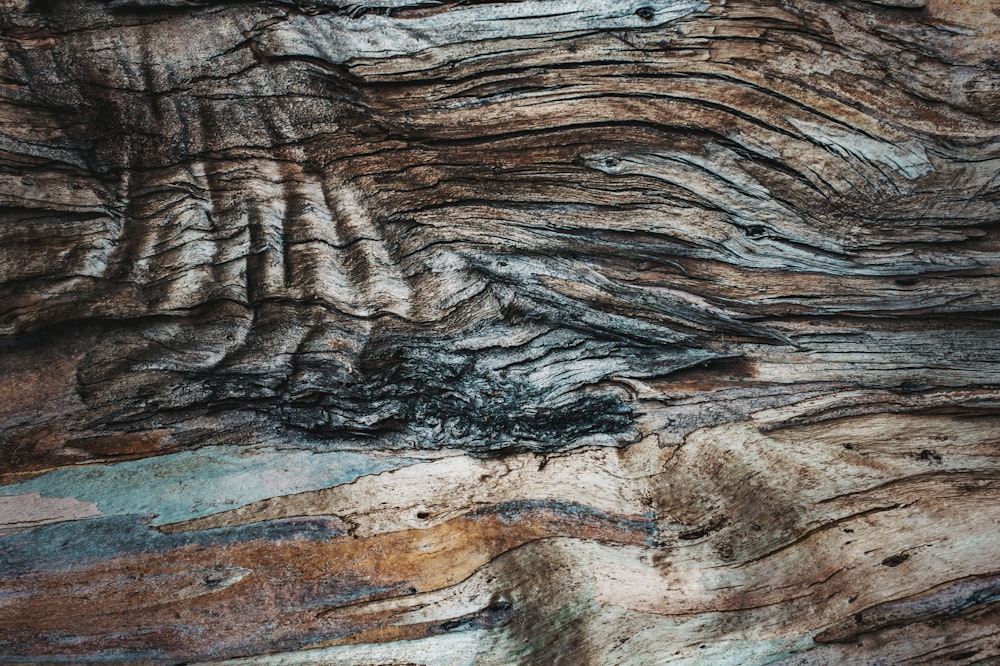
[1,0,999,663]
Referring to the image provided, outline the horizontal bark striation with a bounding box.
[1,0,999,663]
[3,0,999,460]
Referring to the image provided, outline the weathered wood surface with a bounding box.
[1,0,999,663]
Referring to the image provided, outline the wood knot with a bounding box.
[881,552,910,567]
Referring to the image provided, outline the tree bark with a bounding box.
[1,0,999,663]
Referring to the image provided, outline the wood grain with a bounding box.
[1,0,998,662]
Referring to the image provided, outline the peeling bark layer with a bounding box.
[1,0,999,663]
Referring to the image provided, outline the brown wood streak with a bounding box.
[0,504,647,660]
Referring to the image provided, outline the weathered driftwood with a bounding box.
[1,0,999,663]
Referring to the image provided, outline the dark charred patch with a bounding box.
[917,449,943,463]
